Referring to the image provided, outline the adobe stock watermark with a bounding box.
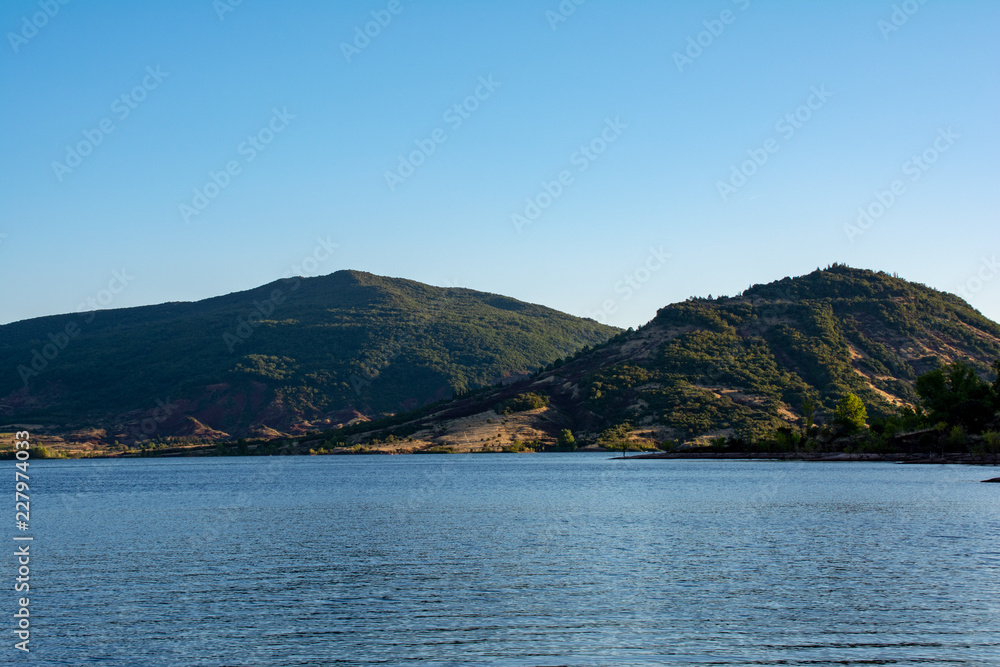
[587,246,672,324]
[16,269,134,387]
[179,107,295,223]
[75,269,135,323]
[7,0,71,54]
[512,117,628,233]
[878,0,930,40]
[51,66,169,183]
[673,0,752,73]
[223,236,339,352]
[384,76,501,192]
[349,277,460,398]
[716,85,833,201]
[955,255,998,302]
[844,127,958,243]
[341,0,414,63]
[213,0,246,21]
[546,0,586,31]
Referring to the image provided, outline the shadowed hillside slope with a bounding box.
[0,270,617,442]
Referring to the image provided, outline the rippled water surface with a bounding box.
[14,455,1000,665]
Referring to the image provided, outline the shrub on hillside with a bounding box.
[498,392,550,414]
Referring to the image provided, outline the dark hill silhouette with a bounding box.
[0,270,617,442]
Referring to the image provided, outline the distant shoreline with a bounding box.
[11,444,999,467]
[622,451,1000,466]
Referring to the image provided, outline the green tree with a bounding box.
[597,422,634,456]
[498,392,550,414]
[801,397,816,431]
[834,393,868,433]
[984,431,1000,456]
[557,428,577,450]
[946,425,966,450]
[915,360,997,433]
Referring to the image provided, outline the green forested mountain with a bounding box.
[331,265,1000,449]
[5,265,998,451]
[582,264,1000,440]
[0,271,617,440]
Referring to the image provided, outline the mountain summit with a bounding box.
[0,271,617,442]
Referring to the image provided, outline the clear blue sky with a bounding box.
[2,0,998,329]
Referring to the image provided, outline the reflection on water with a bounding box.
[20,455,1000,666]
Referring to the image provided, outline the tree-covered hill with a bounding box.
[327,265,1000,450]
[587,264,1000,441]
[0,270,618,441]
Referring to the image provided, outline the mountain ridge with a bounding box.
[0,270,618,445]
[4,265,998,456]
[305,265,1000,453]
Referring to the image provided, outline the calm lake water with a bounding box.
[11,454,1000,666]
